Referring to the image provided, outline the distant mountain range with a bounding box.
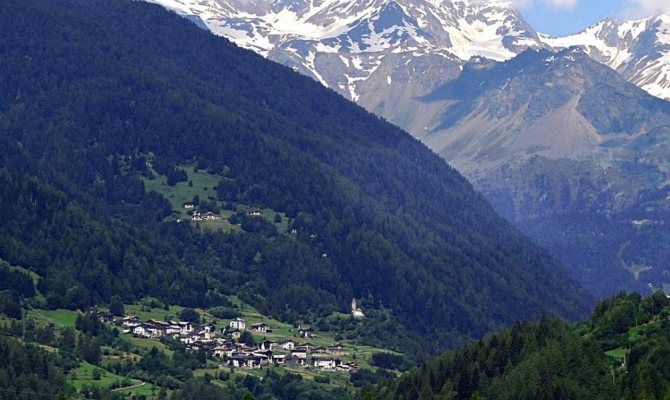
[143,0,542,116]
[145,0,670,297]
[146,0,670,102]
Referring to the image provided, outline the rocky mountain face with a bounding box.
[542,14,670,101]
[421,47,670,296]
[145,0,544,133]
[147,0,670,104]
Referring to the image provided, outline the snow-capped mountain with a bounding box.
[542,14,670,100]
[146,0,543,105]
[150,0,540,58]
[148,0,670,104]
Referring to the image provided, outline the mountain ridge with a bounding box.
[145,0,544,103]
[146,0,670,102]
[419,46,670,296]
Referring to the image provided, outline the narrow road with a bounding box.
[112,381,146,391]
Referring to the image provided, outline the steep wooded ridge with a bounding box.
[145,0,670,300]
[0,0,589,353]
[380,292,670,400]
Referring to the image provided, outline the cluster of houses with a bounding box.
[183,203,266,222]
[189,210,221,222]
[222,338,357,371]
[182,203,221,221]
[91,310,358,373]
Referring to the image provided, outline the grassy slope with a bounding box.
[142,166,223,219]
[142,165,289,232]
[70,361,141,391]
[22,308,162,396]
[28,309,80,327]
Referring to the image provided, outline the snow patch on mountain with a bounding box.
[542,14,670,100]
[147,1,540,71]
[143,0,547,110]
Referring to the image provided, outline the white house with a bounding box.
[228,355,261,369]
[229,318,246,331]
[203,211,220,221]
[272,354,286,365]
[199,324,216,340]
[166,324,182,335]
[298,327,314,338]
[147,327,165,337]
[228,355,245,368]
[175,321,193,335]
[178,335,195,345]
[291,349,308,359]
[312,357,341,370]
[282,340,295,351]
[212,346,228,358]
[251,322,270,333]
[132,325,155,338]
[121,316,141,328]
[252,352,271,364]
[259,340,274,351]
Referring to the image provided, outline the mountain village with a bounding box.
[90,300,366,373]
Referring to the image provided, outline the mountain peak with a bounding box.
[144,0,543,104]
[147,0,670,102]
[451,0,515,6]
[147,0,542,60]
[653,13,670,23]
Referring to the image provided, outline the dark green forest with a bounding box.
[0,0,590,355]
[0,289,353,400]
[0,281,667,399]
[0,333,76,400]
[380,291,670,400]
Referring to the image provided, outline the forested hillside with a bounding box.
[381,291,670,400]
[0,0,589,354]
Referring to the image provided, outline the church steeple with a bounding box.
[351,298,365,318]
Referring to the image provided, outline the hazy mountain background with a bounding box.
[422,47,670,297]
